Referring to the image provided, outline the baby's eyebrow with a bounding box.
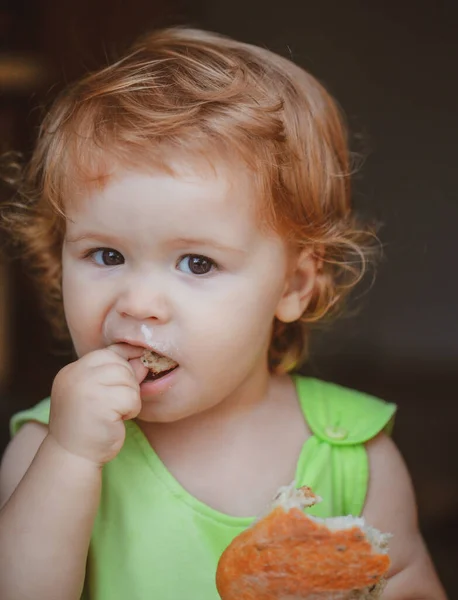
[170,237,247,255]
[65,232,117,245]
[65,233,247,255]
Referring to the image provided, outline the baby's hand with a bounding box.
[49,344,146,466]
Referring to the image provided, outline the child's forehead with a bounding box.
[63,159,283,252]
[65,151,259,211]
[60,143,281,240]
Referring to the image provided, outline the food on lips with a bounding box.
[216,482,391,600]
[141,350,178,377]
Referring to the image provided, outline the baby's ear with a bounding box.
[275,249,318,323]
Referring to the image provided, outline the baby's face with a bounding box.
[61,160,293,422]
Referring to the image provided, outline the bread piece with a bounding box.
[141,350,177,374]
[216,483,391,600]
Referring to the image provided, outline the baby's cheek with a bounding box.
[65,311,103,357]
[200,317,267,370]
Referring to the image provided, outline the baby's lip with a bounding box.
[113,338,178,365]
[114,337,153,351]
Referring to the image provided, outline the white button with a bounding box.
[325,426,348,440]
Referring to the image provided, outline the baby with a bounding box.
[0,27,446,600]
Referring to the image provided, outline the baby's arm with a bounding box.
[0,344,145,600]
[0,422,102,600]
[363,433,447,600]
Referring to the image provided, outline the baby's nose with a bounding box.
[116,275,171,323]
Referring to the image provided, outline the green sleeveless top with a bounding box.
[10,375,396,600]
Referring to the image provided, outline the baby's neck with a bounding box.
[137,373,310,517]
[140,367,276,448]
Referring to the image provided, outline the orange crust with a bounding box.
[216,507,390,600]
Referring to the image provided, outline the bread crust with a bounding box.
[216,484,390,600]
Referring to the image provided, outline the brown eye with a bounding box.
[178,254,216,275]
[92,249,124,266]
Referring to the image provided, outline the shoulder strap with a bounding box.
[10,397,51,437]
[294,376,396,445]
[293,376,397,516]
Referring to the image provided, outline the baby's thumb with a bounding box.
[106,343,148,384]
[129,357,149,384]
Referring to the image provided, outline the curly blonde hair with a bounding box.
[1,27,377,373]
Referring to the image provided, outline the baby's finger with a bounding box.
[105,344,149,383]
[107,385,142,420]
[106,343,145,362]
[128,357,149,384]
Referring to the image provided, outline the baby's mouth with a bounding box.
[141,350,179,382]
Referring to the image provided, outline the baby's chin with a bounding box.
[135,408,196,426]
[136,391,220,424]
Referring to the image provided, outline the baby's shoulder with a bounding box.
[1,398,51,508]
[9,397,51,436]
[0,420,48,509]
[293,375,397,445]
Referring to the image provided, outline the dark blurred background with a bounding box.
[0,0,457,596]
